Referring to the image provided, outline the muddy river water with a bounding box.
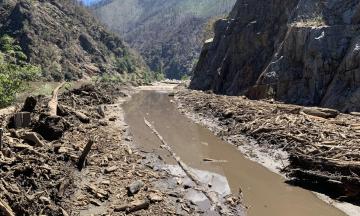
[123,90,346,216]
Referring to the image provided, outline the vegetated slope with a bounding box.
[191,0,360,112]
[0,0,149,81]
[92,0,236,79]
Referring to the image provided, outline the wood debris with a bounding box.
[0,198,15,216]
[177,88,360,202]
[1,83,243,216]
[48,82,66,116]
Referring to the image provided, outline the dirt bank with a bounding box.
[175,86,360,215]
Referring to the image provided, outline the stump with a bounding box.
[14,112,31,129]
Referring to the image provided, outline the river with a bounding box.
[123,90,346,216]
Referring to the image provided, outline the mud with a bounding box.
[1,82,242,216]
[124,89,346,216]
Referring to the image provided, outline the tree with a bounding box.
[0,35,40,107]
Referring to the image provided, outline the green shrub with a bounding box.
[181,74,190,81]
[0,61,40,107]
[116,55,137,73]
[0,35,41,107]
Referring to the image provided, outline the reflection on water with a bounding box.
[161,164,231,199]
[123,91,345,216]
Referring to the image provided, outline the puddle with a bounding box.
[123,90,346,216]
[156,164,233,215]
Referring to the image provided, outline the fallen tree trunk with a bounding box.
[289,153,360,176]
[301,107,339,119]
[48,82,66,116]
[350,112,360,117]
[61,105,90,123]
[0,198,15,216]
[288,169,360,200]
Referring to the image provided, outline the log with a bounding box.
[289,153,360,176]
[73,111,90,123]
[0,198,15,216]
[350,112,360,117]
[61,105,90,123]
[114,199,150,213]
[48,82,66,116]
[289,169,360,199]
[301,107,339,119]
[77,139,95,171]
[22,132,44,147]
[127,199,150,213]
[203,158,228,163]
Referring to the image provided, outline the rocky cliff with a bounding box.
[190,0,360,112]
[0,0,148,81]
[91,0,236,79]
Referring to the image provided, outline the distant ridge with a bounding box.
[91,0,236,79]
[0,0,148,81]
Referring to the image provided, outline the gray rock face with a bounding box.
[190,0,360,112]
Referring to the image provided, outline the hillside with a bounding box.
[0,0,149,81]
[91,0,236,79]
[190,0,360,112]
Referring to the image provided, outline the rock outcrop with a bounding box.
[190,0,360,112]
[0,0,148,81]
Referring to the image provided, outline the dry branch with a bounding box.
[77,139,95,171]
[203,158,228,163]
[0,198,15,216]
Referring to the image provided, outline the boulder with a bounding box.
[34,114,70,141]
[127,180,144,196]
[21,96,37,112]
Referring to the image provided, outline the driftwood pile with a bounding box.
[0,83,123,215]
[177,90,360,203]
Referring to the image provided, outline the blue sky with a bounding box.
[81,0,102,6]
